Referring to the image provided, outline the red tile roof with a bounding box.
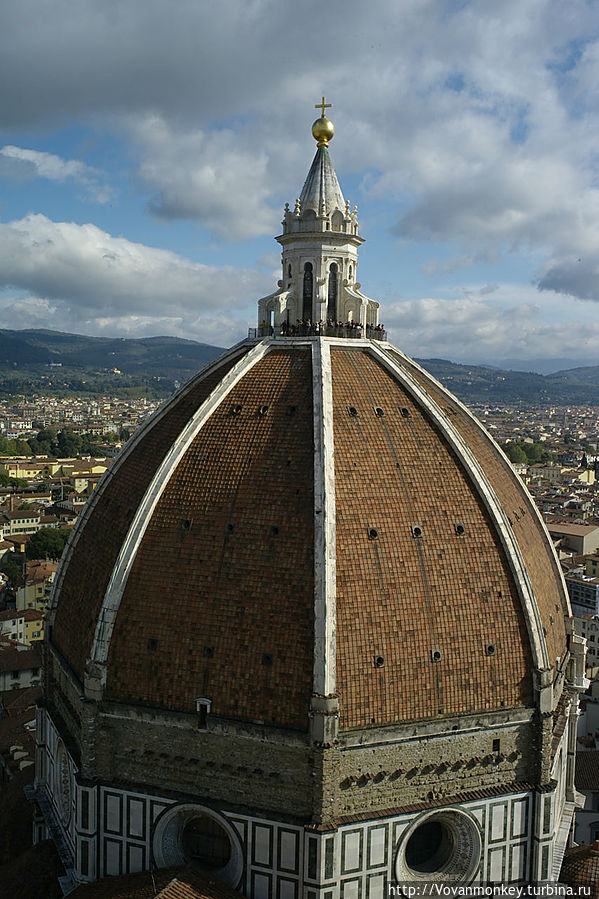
[157,864,246,899]
[395,349,568,673]
[52,347,251,680]
[575,749,599,791]
[0,608,42,622]
[68,864,246,899]
[331,349,533,726]
[49,339,569,730]
[106,349,315,728]
[561,841,599,898]
[0,640,41,672]
[69,867,177,898]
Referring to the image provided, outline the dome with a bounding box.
[48,337,569,729]
[561,841,599,898]
[37,104,584,892]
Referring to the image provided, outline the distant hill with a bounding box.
[416,357,599,405]
[0,328,223,373]
[418,359,599,406]
[550,364,599,386]
[0,328,225,398]
[0,328,597,404]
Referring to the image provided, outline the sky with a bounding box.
[1,0,599,373]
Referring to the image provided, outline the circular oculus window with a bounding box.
[54,739,72,825]
[152,803,243,886]
[395,807,481,886]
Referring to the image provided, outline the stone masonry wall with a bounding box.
[320,715,539,824]
[45,644,84,767]
[92,706,315,821]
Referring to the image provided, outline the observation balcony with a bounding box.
[248,323,387,341]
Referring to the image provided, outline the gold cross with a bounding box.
[315,96,332,117]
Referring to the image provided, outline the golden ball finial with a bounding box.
[312,96,334,147]
[312,116,335,147]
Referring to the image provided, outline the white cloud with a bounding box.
[0,296,59,330]
[0,214,271,342]
[384,286,599,367]
[130,116,278,240]
[0,146,114,203]
[0,0,598,334]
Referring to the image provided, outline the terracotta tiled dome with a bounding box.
[37,108,583,893]
[48,337,569,732]
[561,841,599,898]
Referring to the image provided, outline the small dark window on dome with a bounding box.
[181,519,192,532]
[374,654,385,668]
[261,653,273,666]
[203,646,214,658]
[195,698,212,730]
[411,524,423,538]
[431,648,442,662]
[492,739,500,753]
[231,403,242,415]
[455,523,466,536]
[148,638,158,652]
[259,404,269,415]
[348,405,359,417]
[485,643,496,656]
[368,527,379,540]
[374,406,385,417]
[270,525,279,537]
[226,523,235,533]
[400,406,411,418]
[287,405,297,414]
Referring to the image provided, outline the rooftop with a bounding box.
[0,640,41,672]
[575,749,599,791]
[547,523,599,536]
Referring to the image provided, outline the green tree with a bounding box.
[503,443,527,463]
[80,433,95,454]
[25,527,71,561]
[0,470,9,487]
[521,442,544,462]
[1,555,22,587]
[28,427,57,455]
[57,429,82,457]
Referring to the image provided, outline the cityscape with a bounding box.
[1,368,599,893]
